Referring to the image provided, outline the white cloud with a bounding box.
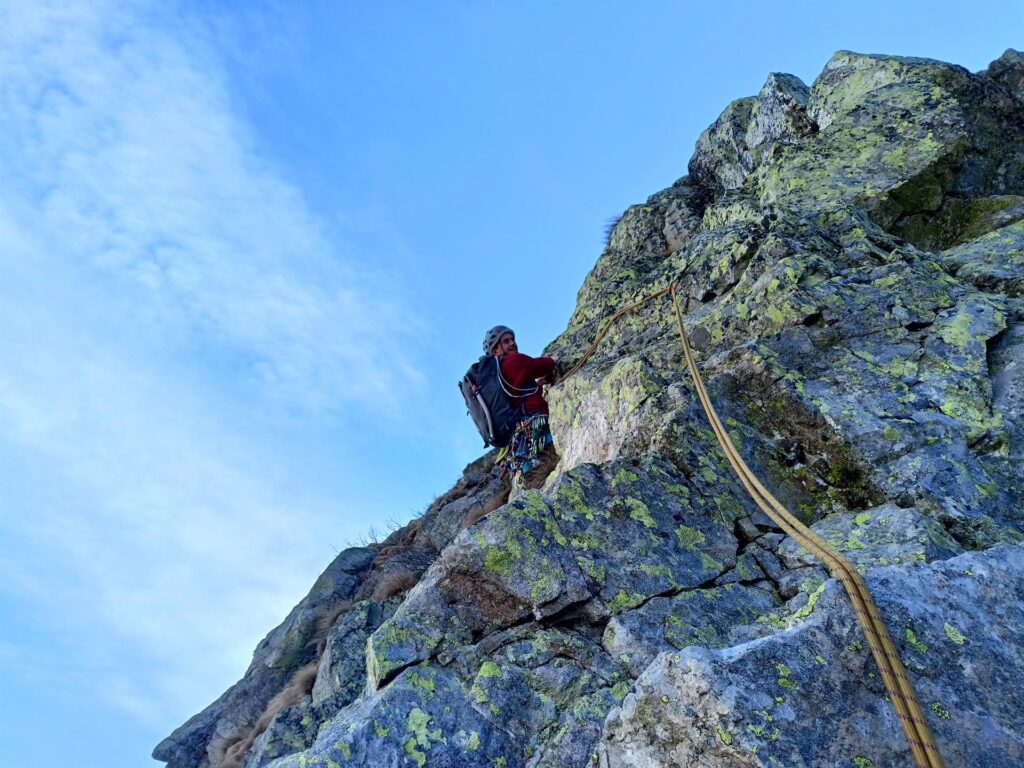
[0,0,422,726]
[0,0,422,413]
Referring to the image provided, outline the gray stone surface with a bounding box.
[777,503,964,571]
[941,216,1024,297]
[153,546,375,768]
[157,49,1024,768]
[744,73,815,162]
[689,96,758,192]
[596,545,1024,768]
[986,48,1024,103]
[603,584,779,677]
[153,455,503,768]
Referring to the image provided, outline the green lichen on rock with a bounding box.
[791,583,826,621]
[403,708,447,768]
[905,626,929,654]
[366,622,441,689]
[943,622,967,646]
[478,661,502,678]
[159,48,1024,768]
[776,663,799,690]
[608,589,646,614]
[624,498,657,528]
[675,525,706,550]
[716,723,734,745]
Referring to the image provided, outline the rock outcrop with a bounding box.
[155,49,1024,768]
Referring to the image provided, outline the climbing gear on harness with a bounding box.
[560,280,946,768]
[506,413,553,489]
[460,355,538,448]
[482,325,514,354]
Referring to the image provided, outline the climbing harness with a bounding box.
[561,280,946,768]
[507,413,554,489]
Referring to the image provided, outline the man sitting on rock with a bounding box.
[483,325,559,494]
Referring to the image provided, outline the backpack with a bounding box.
[459,355,537,448]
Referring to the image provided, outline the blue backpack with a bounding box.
[459,355,537,448]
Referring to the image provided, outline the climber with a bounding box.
[483,325,559,493]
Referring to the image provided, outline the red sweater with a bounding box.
[499,352,556,415]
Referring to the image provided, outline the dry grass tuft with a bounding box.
[372,544,410,568]
[371,570,419,602]
[427,483,471,515]
[379,514,424,549]
[308,599,353,654]
[460,488,508,529]
[220,662,319,768]
[402,516,423,543]
[604,214,623,246]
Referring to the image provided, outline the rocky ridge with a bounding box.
[155,50,1024,768]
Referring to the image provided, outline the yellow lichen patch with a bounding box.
[607,589,646,614]
[942,622,966,646]
[791,583,826,621]
[403,707,446,768]
[776,662,798,690]
[905,627,928,654]
[625,498,657,528]
[675,525,707,550]
[716,723,733,745]
[478,661,502,678]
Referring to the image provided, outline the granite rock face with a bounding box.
[152,546,377,768]
[156,49,1024,768]
[597,545,1024,768]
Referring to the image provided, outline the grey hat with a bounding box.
[483,325,514,354]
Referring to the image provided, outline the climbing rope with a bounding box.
[561,280,945,768]
[560,284,676,381]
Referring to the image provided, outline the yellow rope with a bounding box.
[561,280,945,768]
[667,283,944,768]
[560,283,675,380]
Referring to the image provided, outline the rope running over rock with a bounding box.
[560,280,945,768]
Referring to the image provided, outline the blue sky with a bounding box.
[0,2,1019,766]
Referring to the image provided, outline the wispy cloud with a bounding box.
[0,0,422,727]
[0,0,422,412]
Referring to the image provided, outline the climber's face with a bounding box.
[492,332,517,356]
